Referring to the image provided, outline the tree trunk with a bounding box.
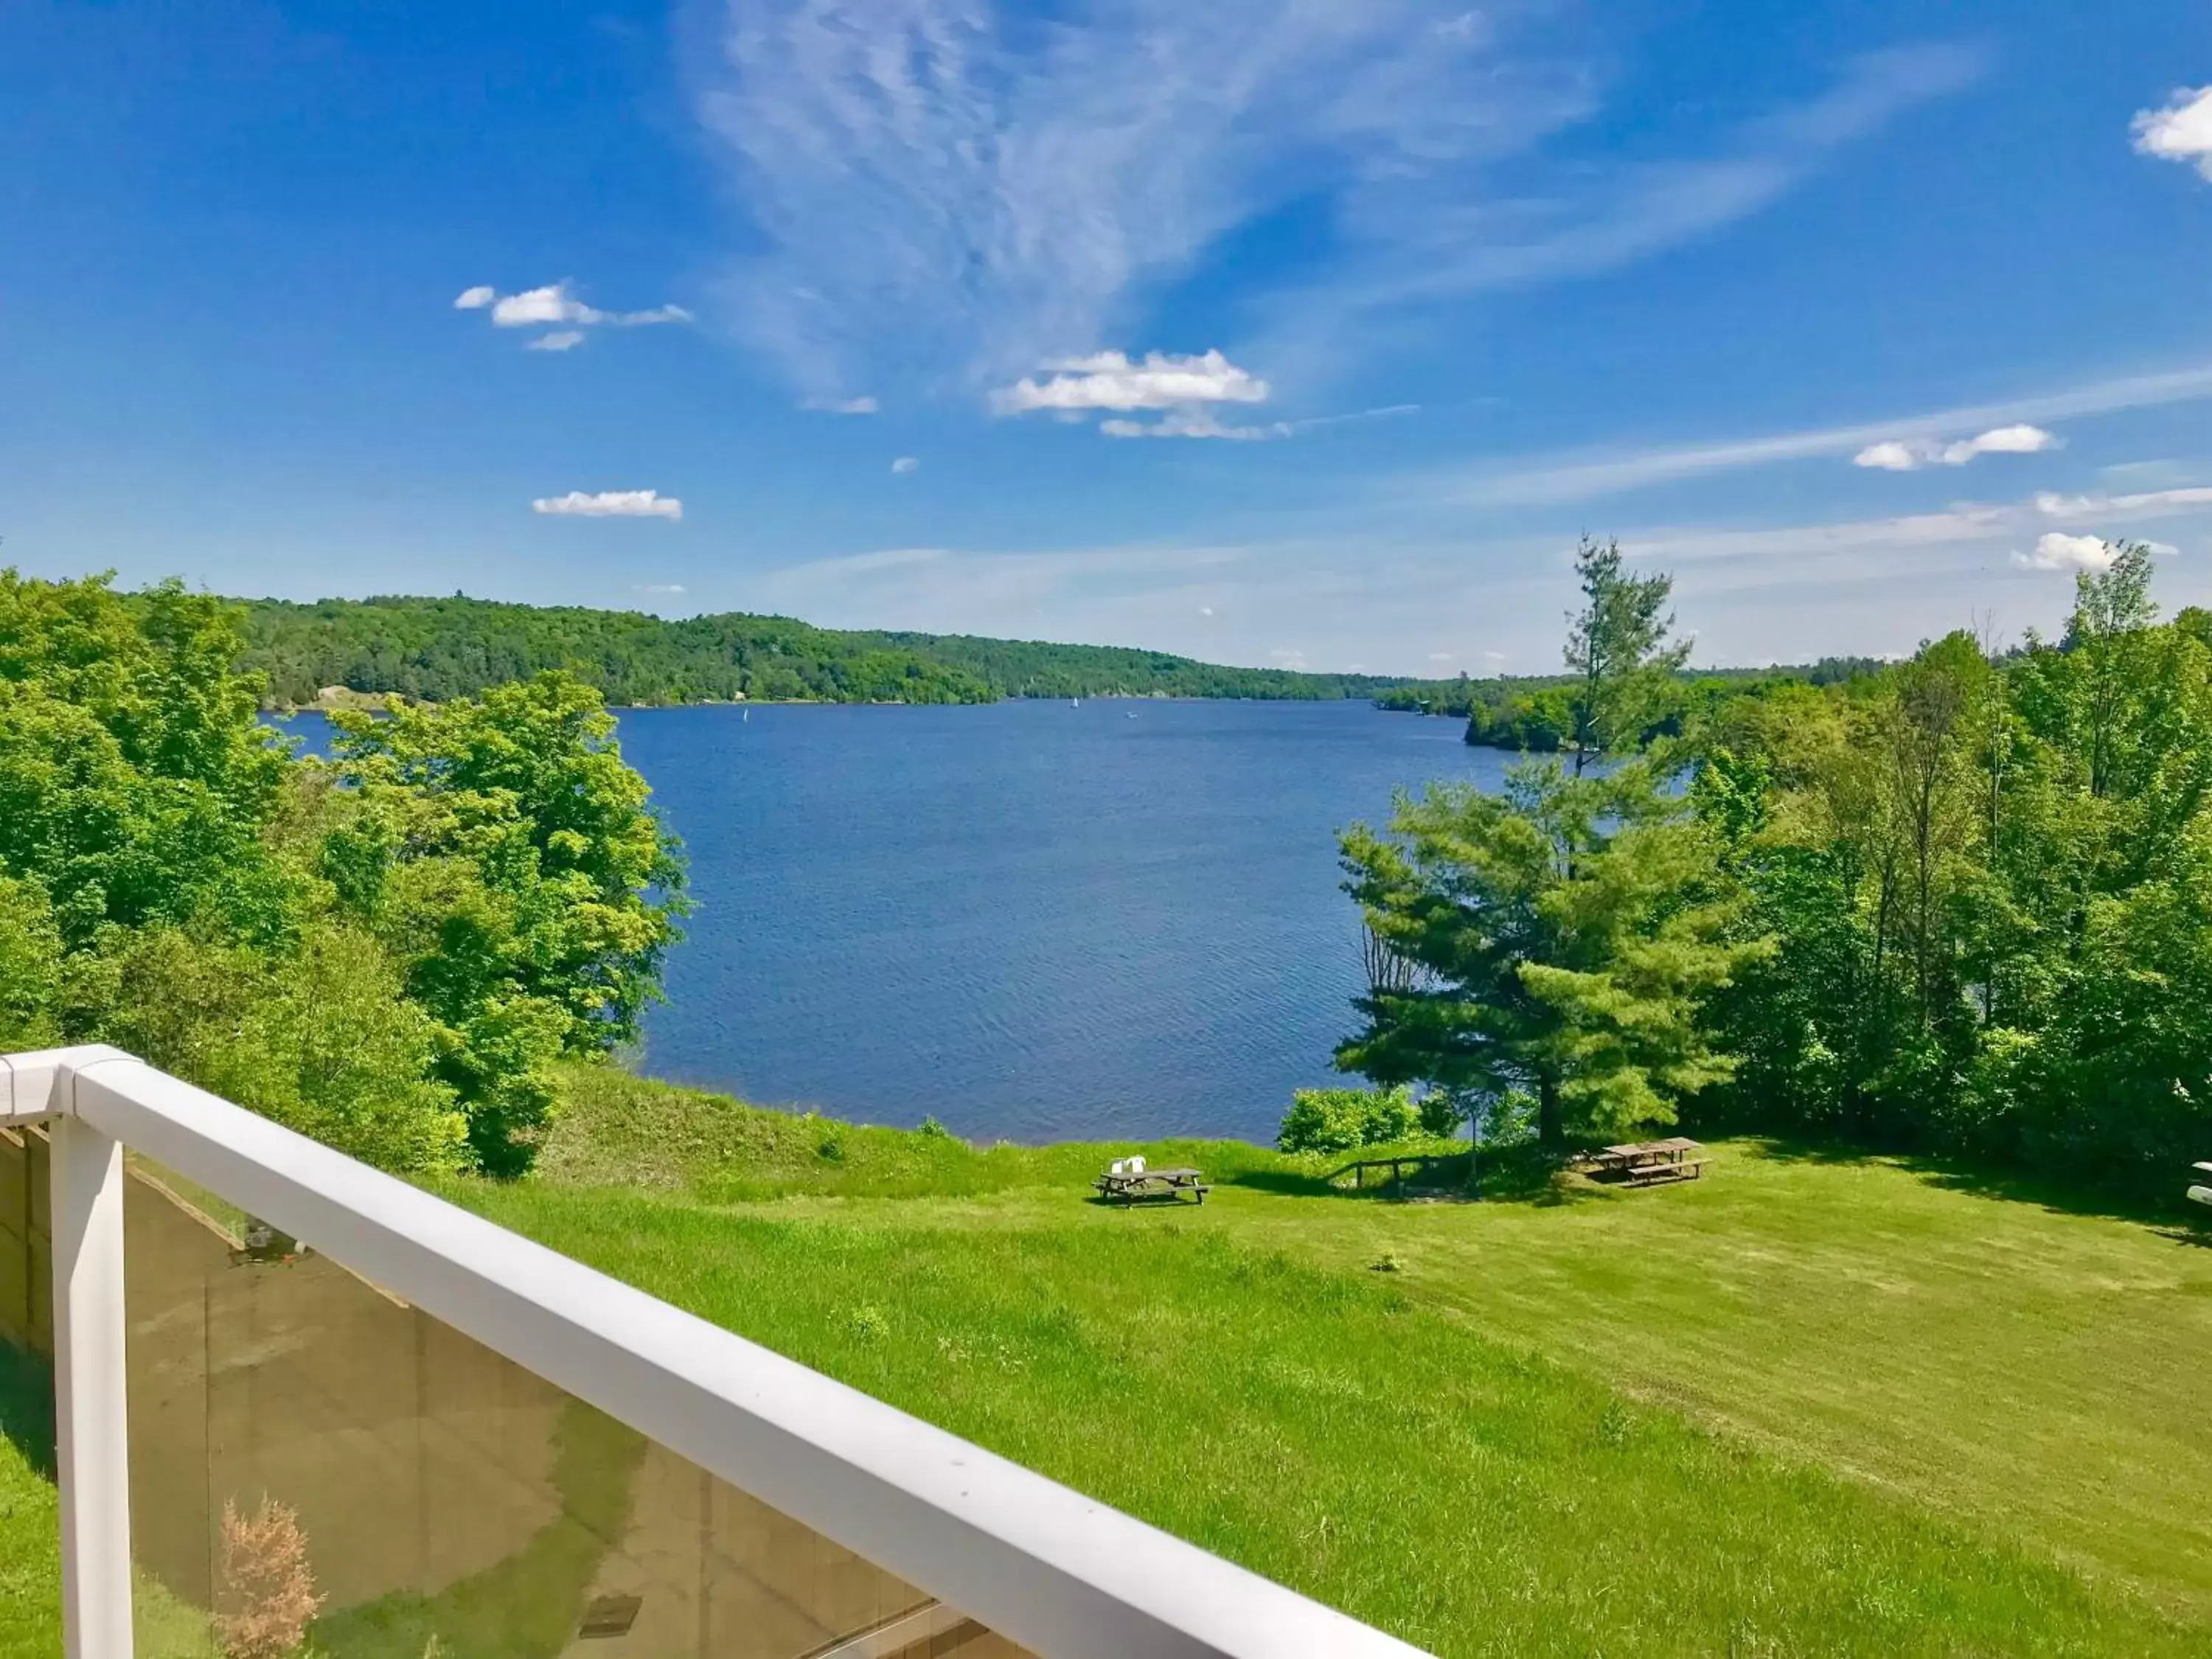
[1538,1074,1564,1152]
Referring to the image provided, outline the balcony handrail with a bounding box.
[2,1046,1428,1659]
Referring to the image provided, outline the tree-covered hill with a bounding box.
[232,594,1415,708]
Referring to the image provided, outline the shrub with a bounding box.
[99,924,469,1176]
[1277,1085,1420,1154]
[214,1496,321,1659]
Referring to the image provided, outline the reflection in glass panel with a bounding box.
[116,1157,1029,1658]
[0,1127,52,1358]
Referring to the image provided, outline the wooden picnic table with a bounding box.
[1585,1138,1707,1187]
[1093,1166,1211,1206]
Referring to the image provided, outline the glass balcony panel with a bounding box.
[115,1155,1032,1658]
[0,1127,35,1353]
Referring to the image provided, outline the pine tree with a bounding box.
[1338,760,1767,1151]
[1563,536,1692,775]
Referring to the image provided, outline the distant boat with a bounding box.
[1071,698,1079,708]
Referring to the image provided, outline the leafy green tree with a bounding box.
[1339,761,1764,1150]
[0,573,684,1180]
[0,873,61,1049]
[0,574,293,945]
[323,673,687,1169]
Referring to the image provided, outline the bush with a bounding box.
[1277,1085,1420,1155]
[98,924,470,1176]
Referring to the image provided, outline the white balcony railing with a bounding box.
[1,1046,1429,1659]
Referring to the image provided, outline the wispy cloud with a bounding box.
[2134,86,2212,181]
[526,330,586,353]
[1851,423,2062,470]
[2034,485,2212,521]
[804,395,880,414]
[1618,484,2212,578]
[1287,46,1982,324]
[1101,409,1273,442]
[1432,361,2212,505]
[695,2,1974,403]
[891,455,919,474]
[532,490,684,520]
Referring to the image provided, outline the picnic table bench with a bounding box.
[1585,1138,1707,1187]
[2190,1162,2212,1207]
[1093,1166,1211,1206]
[1339,1152,1474,1194]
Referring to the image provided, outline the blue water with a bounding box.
[279,701,1508,1144]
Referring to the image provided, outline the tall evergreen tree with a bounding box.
[1339,761,1764,1151]
[1562,536,1693,774]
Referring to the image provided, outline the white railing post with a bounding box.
[51,1110,135,1658]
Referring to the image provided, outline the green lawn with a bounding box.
[6,1065,2212,1655]
[459,1068,2212,1655]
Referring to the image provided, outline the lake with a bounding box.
[282,700,1509,1144]
[621,699,1506,1145]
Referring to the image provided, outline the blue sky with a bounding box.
[3,0,2209,674]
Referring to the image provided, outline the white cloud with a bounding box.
[1852,440,1921,472]
[1851,424,2062,471]
[493,284,605,327]
[995,351,1267,416]
[891,456,920,474]
[1431,361,2212,507]
[1198,605,1216,617]
[2014,532,2117,573]
[1964,423,2062,456]
[532,490,684,521]
[2134,86,2212,181]
[635,583,689,596]
[698,3,1978,401]
[457,282,692,344]
[1269,647,1310,670]
[804,396,880,415]
[1427,651,1456,662]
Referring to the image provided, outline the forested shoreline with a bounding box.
[212,590,1874,731]
[232,593,1420,708]
[1374,658,1886,748]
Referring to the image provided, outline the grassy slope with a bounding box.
[7,1066,2210,1655]
[454,1068,2212,1655]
